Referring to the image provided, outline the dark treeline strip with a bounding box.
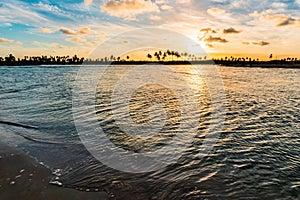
[213,59,300,68]
[0,54,84,66]
[1,53,300,68]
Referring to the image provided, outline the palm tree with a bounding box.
[174,52,180,61]
[5,54,16,63]
[171,51,175,61]
[162,52,167,61]
[147,54,152,61]
[154,52,160,61]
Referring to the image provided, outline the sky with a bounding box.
[0,0,300,60]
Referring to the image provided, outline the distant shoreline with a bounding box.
[1,61,300,69]
[1,53,300,68]
[1,57,300,69]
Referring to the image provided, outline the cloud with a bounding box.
[200,27,217,33]
[0,2,50,27]
[207,7,226,16]
[77,27,94,34]
[0,22,12,27]
[39,28,53,33]
[0,38,15,44]
[251,9,300,28]
[149,15,161,21]
[59,28,77,35]
[241,41,269,46]
[66,37,87,44]
[206,43,215,48]
[34,2,62,13]
[204,35,228,43]
[156,0,165,4]
[15,41,22,45]
[177,0,192,4]
[59,27,94,35]
[100,0,160,21]
[252,41,269,46]
[0,37,22,45]
[271,2,287,9]
[84,0,94,6]
[206,7,235,23]
[160,4,173,10]
[276,17,300,27]
[95,32,106,39]
[223,27,242,34]
[59,45,68,49]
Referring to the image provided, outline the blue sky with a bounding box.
[0,0,300,59]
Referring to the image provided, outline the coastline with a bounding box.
[0,142,109,200]
[1,60,300,69]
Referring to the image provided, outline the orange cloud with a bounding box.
[66,38,87,44]
[207,7,226,16]
[77,27,94,35]
[251,9,300,28]
[177,0,192,4]
[39,28,53,33]
[101,0,160,20]
[59,27,94,35]
[0,38,14,44]
[160,4,172,10]
[84,0,93,6]
[204,35,228,43]
[252,41,270,46]
[223,27,242,34]
[0,37,22,46]
[200,27,217,33]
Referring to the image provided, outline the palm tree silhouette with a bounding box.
[147,54,152,61]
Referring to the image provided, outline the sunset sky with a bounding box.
[0,0,300,60]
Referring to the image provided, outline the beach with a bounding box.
[0,142,109,200]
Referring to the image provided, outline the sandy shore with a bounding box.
[0,142,109,200]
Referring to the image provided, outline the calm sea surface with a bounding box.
[0,65,299,199]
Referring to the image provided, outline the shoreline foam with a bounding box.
[0,142,109,200]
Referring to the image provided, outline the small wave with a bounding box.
[19,134,64,145]
[0,120,38,129]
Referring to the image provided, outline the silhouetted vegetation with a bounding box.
[1,53,300,68]
[0,54,84,66]
[213,56,300,68]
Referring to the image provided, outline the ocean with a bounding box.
[0,65,299,199]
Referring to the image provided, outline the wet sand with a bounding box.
[0,142,109,200]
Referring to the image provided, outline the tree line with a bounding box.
[1,52,299,68]
[0,54,84,66]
